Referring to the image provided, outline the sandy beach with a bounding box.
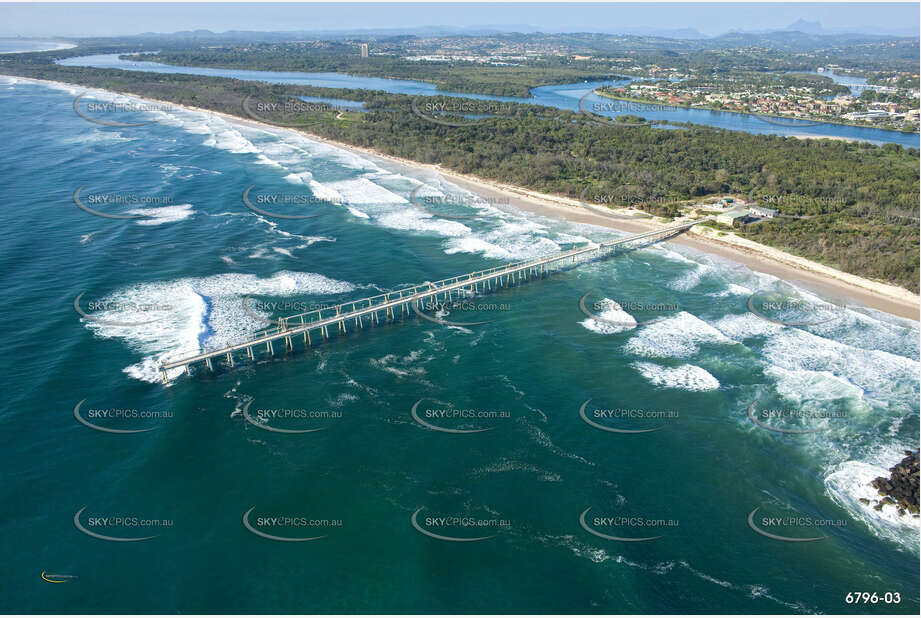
[23,76,919,320]
[432,170,920,320]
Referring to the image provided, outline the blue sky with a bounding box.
[1,2,918,38]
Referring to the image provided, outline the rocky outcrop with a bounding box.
[870,450,919,516]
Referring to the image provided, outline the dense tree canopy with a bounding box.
[3,60,917,290]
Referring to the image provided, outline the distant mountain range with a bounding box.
[133,19,918,43]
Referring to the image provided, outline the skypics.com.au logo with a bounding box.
[73,93,175,127]
[411,97,515,127]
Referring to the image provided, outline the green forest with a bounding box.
[2,58,917,291]
[126,50,618,98]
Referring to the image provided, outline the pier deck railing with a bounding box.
[158,219,704,380]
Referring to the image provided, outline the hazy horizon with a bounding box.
[0,2,918,39]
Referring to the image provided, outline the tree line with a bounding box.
[2,60,917,291]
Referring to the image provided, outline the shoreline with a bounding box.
[16,75,919,321]
[594,91,920,137]
[0,41,75,55]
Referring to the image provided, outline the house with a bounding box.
[749,205,778,219]
[716,207,751,226]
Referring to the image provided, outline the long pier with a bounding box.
[159,219,703,381]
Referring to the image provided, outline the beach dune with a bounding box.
[32,76,919,321]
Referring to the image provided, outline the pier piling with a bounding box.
[157,220,702,381]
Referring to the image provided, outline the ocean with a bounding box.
[0,77,918,614]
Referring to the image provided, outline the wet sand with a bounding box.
[22,76,918,321]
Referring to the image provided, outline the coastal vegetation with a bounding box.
[2,58,918,291]
[125,45,621,98]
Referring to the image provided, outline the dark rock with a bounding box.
[870,449,919,516]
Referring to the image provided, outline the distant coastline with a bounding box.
[0,40,75,54]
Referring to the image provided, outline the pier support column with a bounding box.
[205,358,213,371]
[184,365,190,376]
[247,347,254,360]
[226,353,234,367]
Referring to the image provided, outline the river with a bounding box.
[58,54,920,147]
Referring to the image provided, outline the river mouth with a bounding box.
[57,53,920,147]
[0,52,917,614]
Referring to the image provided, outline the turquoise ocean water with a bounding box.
[0,77,918,614]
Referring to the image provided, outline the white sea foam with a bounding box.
[761,327,919,407]
[471,458,561,482]
[825,459,920,551]
[764,365,866,406]
[61,128,137,145]
[805,304,921,359]
[326,177,408,205]
[275,133,386,173]
[712,283,753,298]
[202,125,259,154]
[443,221,561,260]
[623,311,732,358]
[149,106,266,157]
[79,231,101,245]
[83,271,355,383]
[308,179,344,204]
[158,163,222,180]
[256,140,312,167]
[538,532,815,612]
[63,91,596,267]
[632,362,720,391]
[443,237,514,260]
[247,248,271,260]
[369,350,428,378]
[376,209,472,237]
[711,312,783,341]
[579,298,637,335]
[524,422,594,466]
[127,203,195,226]
[737,313,920,547]
[667,261,717,292]
[553,232,593,246]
